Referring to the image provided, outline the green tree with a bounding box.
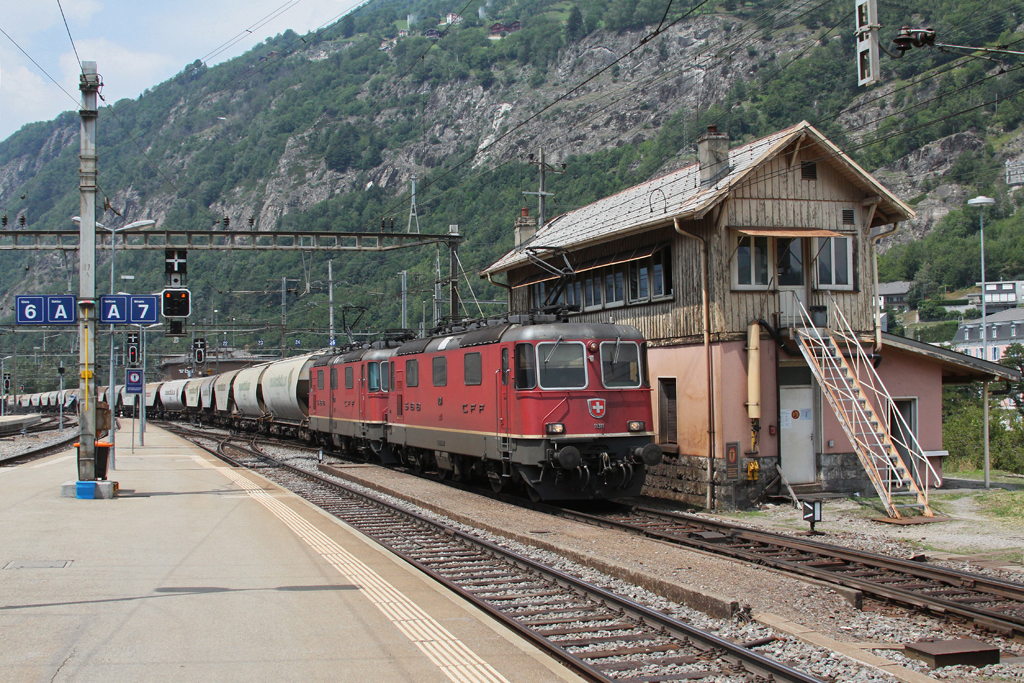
[1000,342,1024,418]
[565,7,586,43]
[342,14,356,38]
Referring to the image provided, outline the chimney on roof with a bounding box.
[697,125,730,186]
[514,207,536,249]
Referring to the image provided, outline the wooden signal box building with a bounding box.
[484,121,1018,514]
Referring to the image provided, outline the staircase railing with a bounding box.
[787,292,938,518]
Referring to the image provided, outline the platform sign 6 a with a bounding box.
[100,295,129,324]
[16,295,77,324]
[125,369,144,394]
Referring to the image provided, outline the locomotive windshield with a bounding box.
[537,341,587,389]
[600,340,642,388]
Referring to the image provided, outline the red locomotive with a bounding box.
[309,316,662,500]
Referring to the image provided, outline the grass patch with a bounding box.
[976,489,1024,521]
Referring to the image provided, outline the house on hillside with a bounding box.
[952,307,1024,361]
[483,121,1019,513]
[967,279,1024,313]
[877,281,912,311]
[443,12,463,25]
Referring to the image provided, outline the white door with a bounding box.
[779,385,815,484]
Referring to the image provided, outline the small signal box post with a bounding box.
[802,499,824,534]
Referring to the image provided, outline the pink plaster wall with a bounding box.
[819,344,944,454]
[648,339,778,460]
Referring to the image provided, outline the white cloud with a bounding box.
[0,0,363,143]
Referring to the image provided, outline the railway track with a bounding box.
[163,422,1024,645]
[165,424,824,683]
[0,431,80,465]
[553,505,1024,641]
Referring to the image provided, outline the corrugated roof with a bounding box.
[483,121,914,276]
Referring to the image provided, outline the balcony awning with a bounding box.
[734,227,843,237]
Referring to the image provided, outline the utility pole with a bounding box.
[77,61,100,481]
[281,276,287,358]
[523,148,565,231]
[406,176,420,234]
[434,246,442,325]
[449,225,459,319]
[328,260,335,345]
[400,270,408,329]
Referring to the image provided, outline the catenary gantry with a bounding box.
[0,230,460,252]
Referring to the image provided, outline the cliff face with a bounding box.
[0,16,804,235]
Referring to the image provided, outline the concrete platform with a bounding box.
[0,424,583,683]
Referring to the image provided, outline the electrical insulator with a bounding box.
[19,214,25,226]
[248,216,255,228]
[1,215,6,227]
[223,215,230,227]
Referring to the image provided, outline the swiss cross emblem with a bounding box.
[588,398,607,419]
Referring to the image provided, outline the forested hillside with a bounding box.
[0,0,1021,389]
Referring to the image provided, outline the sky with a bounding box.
[0,0,366,143]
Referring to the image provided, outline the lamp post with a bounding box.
[72,216,156,472]
[0,356,10,417]
[968,195,996,489]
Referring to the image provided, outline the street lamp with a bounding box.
[72,216,157,472]
[0,356,10,417]
[967,195,996,489]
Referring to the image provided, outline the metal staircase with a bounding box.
[790,296,938,519]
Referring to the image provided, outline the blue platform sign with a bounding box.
[15,296,46,325]
[125,369,143,394]
[99,295,129,324]
[46,295,77,324]
[129,295,159,324]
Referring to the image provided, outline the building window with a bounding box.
[777,238,804,287]
[801,161,817,180]
[584,274,602,310]
[405,359,419,387]
[735,235,769,289]
[629,261,649,303]
[652,248,672,299]
[464,352,482,385]
[432,356,447,387]
[815,236,853,290]
[605,268,625,307]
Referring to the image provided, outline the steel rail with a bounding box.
[164,424,824,683]
[560,505,1024,639]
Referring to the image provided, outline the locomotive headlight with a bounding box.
[546,422,566,435]
[627,420,645,432]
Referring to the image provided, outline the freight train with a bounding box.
[19,315,663,501]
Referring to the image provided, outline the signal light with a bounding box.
[127,344,139,366]
[195,347,205,364]
[161,288,191,317]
